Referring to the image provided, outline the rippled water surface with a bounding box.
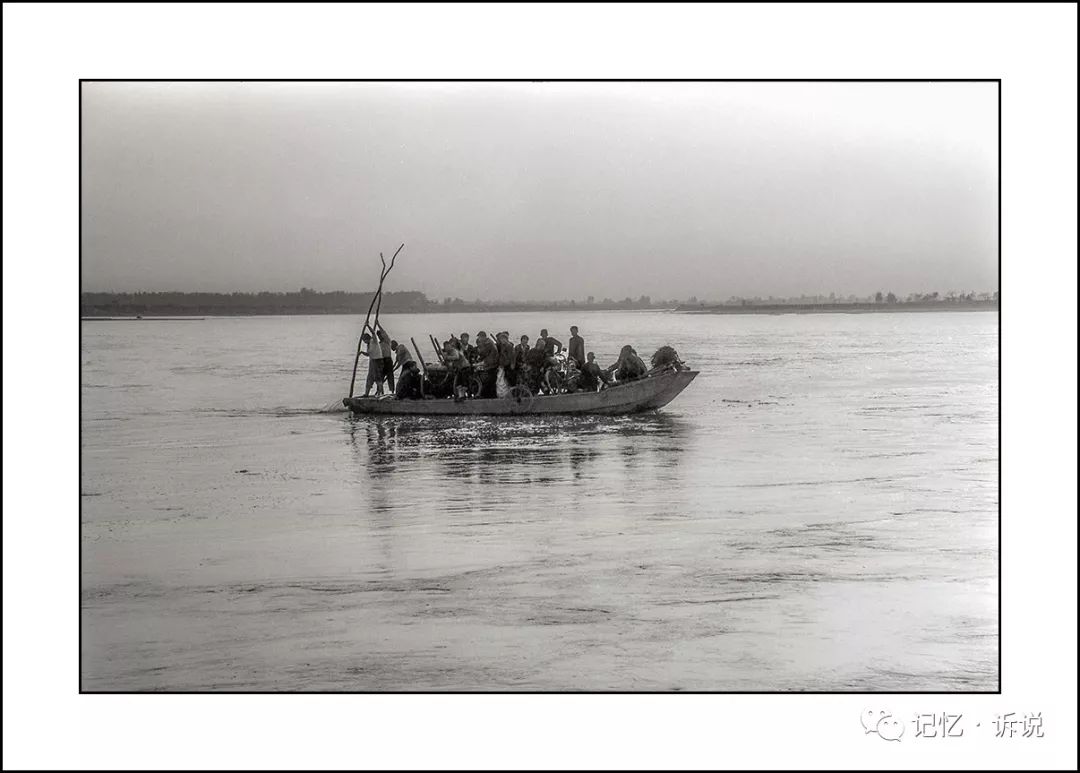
[81,311,998,691]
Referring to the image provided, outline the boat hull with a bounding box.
[344,369,699,416]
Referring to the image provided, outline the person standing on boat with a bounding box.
[539,328,563,358]
[526,338,550,393]
[474,332,499,398]
[361,331,384,397]
[457,332,477,365]
[376,327,395,393]
[496,331,516,389]
[515,335,531,375]
[443,340,468,401]
[567,326,585,368]
[452,332,476,390]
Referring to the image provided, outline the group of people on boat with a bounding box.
[360,324,650,400]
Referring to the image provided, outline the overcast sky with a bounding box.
[81,81,998,300]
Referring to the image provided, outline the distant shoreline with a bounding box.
[79,302,999,319]
[81,316,206,321]
[677,301,999,315]
[79,290,1000,318]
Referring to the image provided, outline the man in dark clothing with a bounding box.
[525,339,548,393]
[578,351,611,392]
[476,332,498,366]
[567,326,585,368]
[608,345,648,382]
[474,332,499,398]
[496,332,517,386]
[539,328,563,357]
[376,327,395,393]
[458,332,478,365]
[395,360,423,399]
[515,335,531,372]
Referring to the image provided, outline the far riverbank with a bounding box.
[677,301,999,315]
[79,301,1000,319]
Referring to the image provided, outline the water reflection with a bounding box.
[345,413,691,516]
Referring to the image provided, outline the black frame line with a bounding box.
[78,77,1002,696]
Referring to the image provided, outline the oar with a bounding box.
[429,334,446,365]
[411,337,428,375]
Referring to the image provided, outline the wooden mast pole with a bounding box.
[370,243,404,337]
[347,243,404,400]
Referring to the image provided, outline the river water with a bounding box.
[81,310,998,691]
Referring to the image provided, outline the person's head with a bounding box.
[570,326,578,335]
[497,332,508,342]
[460,332,470,343]
[376,329,389,341]
[620,344,633,358]
[587,351,595,362]
[361,332,372,343]
[476,331,487,341]
[520,334,529,344]
[540,328,548,338]
[390,339,398,350]
[396,342,408,354]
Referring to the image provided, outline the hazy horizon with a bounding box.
[81,82,999,299]
[80,286,999,304]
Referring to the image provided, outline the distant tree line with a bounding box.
[80,288,1000,317]
[80,289,669,316]
[80,289,431,317]
[691,290,998,309]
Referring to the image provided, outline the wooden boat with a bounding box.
[344,368,699,416]
[341,249,698,417]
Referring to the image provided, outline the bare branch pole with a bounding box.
[347,243,405,399]
[371,243,404,334]
[347,265,387,400]
[363,259,389,335]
